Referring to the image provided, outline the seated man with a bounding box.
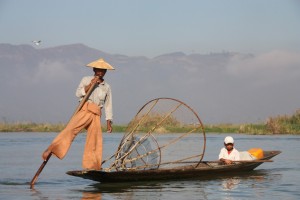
[219,136,240,165]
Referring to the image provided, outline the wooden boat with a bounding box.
[66,150,281,183]
[66,98,281,183]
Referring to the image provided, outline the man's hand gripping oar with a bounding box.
[29,78,99,189]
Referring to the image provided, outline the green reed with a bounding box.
[1,109,300,134]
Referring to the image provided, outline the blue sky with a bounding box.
[1,0,300,124]
[1,0,299,57]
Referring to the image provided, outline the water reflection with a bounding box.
[81,191,102,200]
[222,178,241,191]
[30,188,48,199]
[19,165,281,200]
[219,170,273,200]
[78,169,284,200]
[78,170,272,200]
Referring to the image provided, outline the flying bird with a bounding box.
[32,40,41,46]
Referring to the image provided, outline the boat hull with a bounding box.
[66,151,281,183]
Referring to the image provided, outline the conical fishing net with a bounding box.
[103,98,206,171]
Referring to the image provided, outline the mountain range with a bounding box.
[1,43,299,125]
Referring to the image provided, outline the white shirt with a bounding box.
[76,76,113,121]
[218,147,240,161]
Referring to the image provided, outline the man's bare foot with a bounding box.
[42,149,52,161]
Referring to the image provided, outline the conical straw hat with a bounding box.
[86,58,115,70]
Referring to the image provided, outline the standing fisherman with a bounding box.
[42,58,114,170]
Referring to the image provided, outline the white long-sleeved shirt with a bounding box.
[218,147,240,161]
[76,76,113,121]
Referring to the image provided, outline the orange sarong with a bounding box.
[46,102,102,170]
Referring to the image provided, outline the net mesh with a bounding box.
[103,98,206,171]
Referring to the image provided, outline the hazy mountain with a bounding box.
[1,43,299,125]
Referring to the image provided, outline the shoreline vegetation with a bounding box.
[1,110,299,135]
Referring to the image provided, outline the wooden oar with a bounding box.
[30,79,98,189]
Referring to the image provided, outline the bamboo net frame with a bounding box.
[102,98,206,171]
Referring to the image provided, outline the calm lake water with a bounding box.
[0,132,299,200]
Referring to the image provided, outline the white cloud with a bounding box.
[31,60,72,84]
[227,50,300,86]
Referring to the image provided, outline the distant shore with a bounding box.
[0,121,299,135]
[0,122,127,133]
[1,108,299,135]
